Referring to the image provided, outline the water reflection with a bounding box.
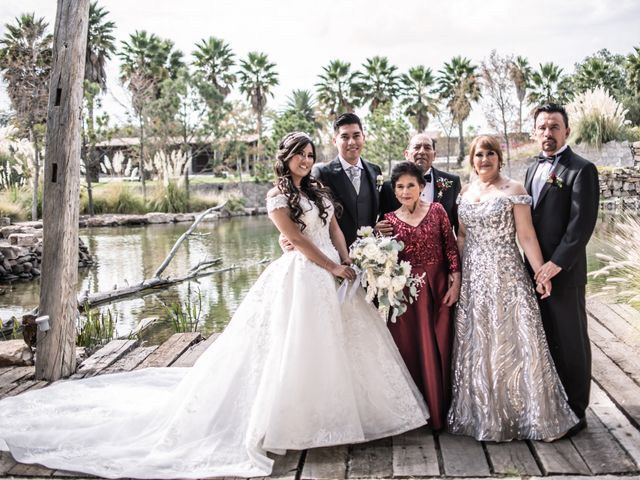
[0,213,634,343]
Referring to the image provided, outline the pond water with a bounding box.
[0,213,631,344]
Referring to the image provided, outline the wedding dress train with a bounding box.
[0,194,428,479]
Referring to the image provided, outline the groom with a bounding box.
[525,103,599,435]
[313,113,382,246]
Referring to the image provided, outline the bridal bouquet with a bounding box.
[349,226,424,322]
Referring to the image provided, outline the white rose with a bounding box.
[357,226,374,238]
[391,275,407,292]
[377,275,391,289]
[363,243,379,258]
[400,261,412,276]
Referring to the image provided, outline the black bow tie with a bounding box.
[538,154,558,164]
[424,172,432,183]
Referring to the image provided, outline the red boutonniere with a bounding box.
[546,172,564,189]
[436,177,453,200]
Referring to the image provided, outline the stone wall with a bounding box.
[573,140,636,168]
[599,165,640,212]
[0,224,94,283]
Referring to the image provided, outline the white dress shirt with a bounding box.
[420,168,435,202]
[532,145,568,207]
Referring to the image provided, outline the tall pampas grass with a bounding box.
[589,214,640,308]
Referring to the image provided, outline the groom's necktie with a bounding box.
[347,166,361,194]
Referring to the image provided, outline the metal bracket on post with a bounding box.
[36,315,50,332]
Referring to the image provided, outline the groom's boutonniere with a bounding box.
[376,174,384,191]
[546,172,564,189]
[436,177,454,200]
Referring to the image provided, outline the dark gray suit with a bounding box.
[313,157,382,246]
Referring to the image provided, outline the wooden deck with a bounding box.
[1,300,640,479]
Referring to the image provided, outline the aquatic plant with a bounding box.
[162,283,203,333]
[77,305,116,352]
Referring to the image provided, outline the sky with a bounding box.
[0,0,639,133]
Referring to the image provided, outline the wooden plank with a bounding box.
[591,343,640,426]
[608,303,640,332]
[590,381,640,466]
[530,439,590,475]
[171,332,220,367]
[268,450,302,479]
[301,446,348,479]
[391,426,439,477]
[589,319,640,384]
[5,379,48,397]
[8,461,55,476]
[102,345,159,374]
[348,437,393,478]
[136,333,202,369]
[0,452,17,476]
[71,339,138,378]
[0,366,34,386]
[485,441,541,476]
[588,302,640,356]
[439,433,490,477]
[571,408,637,474]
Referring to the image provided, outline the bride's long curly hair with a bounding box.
[274,132,338,231]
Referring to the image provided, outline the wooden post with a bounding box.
[36,0,89,381]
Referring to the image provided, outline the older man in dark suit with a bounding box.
[525,103,599,436]
[313,113,382,246]
[378,133,461,234]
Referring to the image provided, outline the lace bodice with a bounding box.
[384,203,460,272]
[458,195,531,253]
[267,194,336,254]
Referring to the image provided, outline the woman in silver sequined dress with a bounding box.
[447,136,578,442]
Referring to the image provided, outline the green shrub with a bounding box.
[162,283,202,333]
[147,181,189,213]
[224,195,247,213]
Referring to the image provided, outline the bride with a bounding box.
[0,132,428,479]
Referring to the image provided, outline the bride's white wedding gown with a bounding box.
[0,194,428,479]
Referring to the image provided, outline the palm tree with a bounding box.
[286,89,317,126]
[119,30,184,198]
[192,36,236,99]
[509,55,531,133]
[360,56,400,113]
[315,59,362,117]
[0,13,52,220]
[238,51,279,160]
[626,46,640,96]
[437,56,480,165]
[573,57,611,94]
[527,62,570,106]
[400,65,438,132]
[83,1,116,215]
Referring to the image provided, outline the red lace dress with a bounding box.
[385,203,460,431]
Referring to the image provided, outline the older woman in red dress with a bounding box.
[384,161,461,431]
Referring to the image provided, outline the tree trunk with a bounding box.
[85,94,95,216]
[256,112,263,164]
[37,0,89,381]
[139,115,146,200]
[30,127,39,221]
[457,121,465,166]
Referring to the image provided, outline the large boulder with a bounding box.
[0,339,34,367]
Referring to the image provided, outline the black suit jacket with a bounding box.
[313,157,382,246]
[378,167,461,233]
[524,146,599,288]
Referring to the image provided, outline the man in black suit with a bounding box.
[525,103,599,435]
[378,133,461,233]
[313,113,382,246]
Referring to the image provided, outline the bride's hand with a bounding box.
[331,264,356,281]
[536,279,552,299]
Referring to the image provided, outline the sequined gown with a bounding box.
[0,194,428,479]
[385,203,460,431]
[447,195,578,441]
